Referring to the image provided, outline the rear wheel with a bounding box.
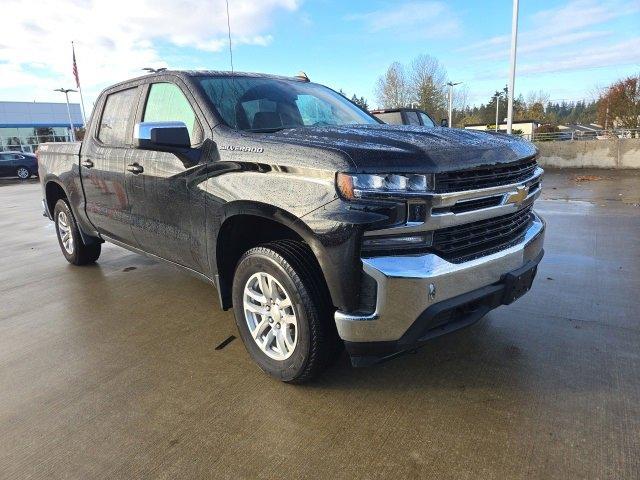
[232,240,339,383]
[54,199,101,265]
[16,167,31,179]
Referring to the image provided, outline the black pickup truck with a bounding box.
[38,70,545,383]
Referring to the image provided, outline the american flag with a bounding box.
[72,42,80,89]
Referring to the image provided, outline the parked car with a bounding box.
[371,108,437,127]
[38,70,545,383]
[0,151,38,179]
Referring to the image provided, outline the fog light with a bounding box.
[362,233,432,253]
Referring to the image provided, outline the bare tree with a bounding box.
[409,54,448,119]
[451,85,469,126]
[525,90,550,107]
[524,90,550,121]
[375,62,411,109]
[375,55,453,121]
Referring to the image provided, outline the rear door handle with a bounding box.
[81,159,94,168]
[126,163,144,174]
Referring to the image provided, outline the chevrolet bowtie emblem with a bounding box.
[505,185,529,205]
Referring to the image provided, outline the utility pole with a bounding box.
[494,92,502,132]
[446,81,462,128]
[54,88,77,142]
[506,0,519,134]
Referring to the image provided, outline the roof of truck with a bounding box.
[112,70,309,89]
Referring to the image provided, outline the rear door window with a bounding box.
[98,88,138,146]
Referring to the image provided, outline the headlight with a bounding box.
[337,173,433,199]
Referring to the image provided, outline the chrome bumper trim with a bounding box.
[335,212,546,343]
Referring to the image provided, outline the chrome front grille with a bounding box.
[431,206,534,263]
[435,158,538,193]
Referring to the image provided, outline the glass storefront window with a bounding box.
[0,125,72,152]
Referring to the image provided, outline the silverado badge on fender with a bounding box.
[219,145,264,153]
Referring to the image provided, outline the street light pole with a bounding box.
[54,88,78,142]
[494,93,501,132]
[446,81,462,128]
[506,0,519,134]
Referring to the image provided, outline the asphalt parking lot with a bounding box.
[1,170,639,479]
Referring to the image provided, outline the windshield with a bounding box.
[198,76,378,132]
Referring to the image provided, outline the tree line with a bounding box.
[459,92,599,128]
[368,54,638,130]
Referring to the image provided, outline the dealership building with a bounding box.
[0,101,84,153]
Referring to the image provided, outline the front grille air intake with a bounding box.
[432,206,534,263]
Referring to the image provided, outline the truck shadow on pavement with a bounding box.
[313,317,536,393]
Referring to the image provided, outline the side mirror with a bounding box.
[440,119,448,127]
[134,121,190,150]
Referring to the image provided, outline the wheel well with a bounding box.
[216,215,307,310]
[45,181,67,216]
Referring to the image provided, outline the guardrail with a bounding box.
[520,128,640,142]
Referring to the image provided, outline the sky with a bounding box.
[1,0,639,114]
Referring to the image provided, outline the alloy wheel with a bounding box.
[243,271,298,360]
[57,211,74,255]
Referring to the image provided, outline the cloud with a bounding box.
[519,37,640,75]
[459,0,640,74]
[346,1,461,39]
[0,0,300,104]
[473,30,613,62]
[530,0,639,36]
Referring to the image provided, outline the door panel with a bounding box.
[125,81,208,272]
[82,86,139,244]
[82,145,133,242]
[126,149,203,269]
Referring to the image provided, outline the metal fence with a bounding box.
[520,128,640,142]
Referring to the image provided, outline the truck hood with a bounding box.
[267,124,537,173]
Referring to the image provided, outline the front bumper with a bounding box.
[335,212,545,365]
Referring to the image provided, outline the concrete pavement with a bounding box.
[0,170,639,479]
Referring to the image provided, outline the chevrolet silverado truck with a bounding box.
[38,70,545,383]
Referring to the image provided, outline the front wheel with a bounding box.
[16,167,31,179]
[232,241,339,383]
[53,199,101,265]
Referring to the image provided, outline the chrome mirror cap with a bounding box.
[134,121,187,140]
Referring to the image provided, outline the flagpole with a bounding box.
[72,41,88,126]
[78,83,87,127]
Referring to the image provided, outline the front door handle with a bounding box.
[126,163,144,174]
[81,159,94,168]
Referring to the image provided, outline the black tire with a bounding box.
[53,199,101,265]
[16,167,31,179]
[232,240,340,383]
